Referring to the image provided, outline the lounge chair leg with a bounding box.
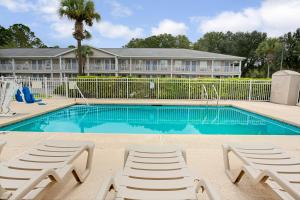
[222,144,245,184]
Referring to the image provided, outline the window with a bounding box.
[191,61,197,72]
[185,61,190,71]
[146,60,151,71]
[160,60,169,71]
[199,61,207,71]
[152,60,158,71]
[105,59,110,70]
[174,60,182,71]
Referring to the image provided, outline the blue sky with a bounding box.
[0,0,299,47]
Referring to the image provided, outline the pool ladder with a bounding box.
[201,84,219,106]
[69,81,89,106]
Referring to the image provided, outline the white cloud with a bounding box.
[151,19,188,36]
[106,0,132,17]
[197,0,300,36]
[0,0,34,11]
[51,20,74,39]
[95,21,143,39]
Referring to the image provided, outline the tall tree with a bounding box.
[256,38,283,78]
[0,24,46,48]
[281,28,300,72]
[8,24,47,48]
[59,0,100,75]
[193,32,227,53]
[124,34,192,49]
[75,45,93,74]
[0,25,13,47]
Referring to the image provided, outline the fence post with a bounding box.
[126,78,129,99]
[44,77,48,99]
[157,78,160,99]
[28,77,31,88]
[64,77,68,98]
[218,79,222,101]
[248,80,253,101]
[96,77,98,99]
[188,78,191,99]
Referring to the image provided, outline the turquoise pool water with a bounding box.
[1,105,300,135]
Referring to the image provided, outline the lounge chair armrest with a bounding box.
[195,178,221,200]
[96,176,115,200]
[10,168,62,200]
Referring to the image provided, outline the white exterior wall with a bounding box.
[0,48,243,78]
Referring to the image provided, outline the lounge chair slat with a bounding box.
[123,167,190,179]
[0,165,43,179]
[117,186,196,200]
[128,156,184,163]
[28,149,74,157]
[41,140,93,147]
[244,153,291,159]
[130,151,182,158]
[277,173,300,183]
[119,176,194,189]
[128,145,182,153]
[34,146,79,153]
[250,158,300,165]
[0,179,50,190]
[126,161,186,170]
[255,164,300,173]
[6,159,65,169]
[15,154,69,163]
[237,149,283,155]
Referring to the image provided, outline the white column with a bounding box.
[86,56,90,76]
[59,56,62,80]
[170,59,173,78]
[211,60,214,78]
[129,57,132,76]
[50,58,53,79]
[12,58,16,77]
[115,56,118,77]
[239,60,242,78]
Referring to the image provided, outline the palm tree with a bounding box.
[59,0,100,75]
[75,45,93,74]
[256,38,282,78]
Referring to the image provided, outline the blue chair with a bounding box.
[22,87,42,104]
[15,89,24,102]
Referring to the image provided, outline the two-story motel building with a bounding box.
[0,47,244,78]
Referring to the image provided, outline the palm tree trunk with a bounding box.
[77,39,83,75]
[74,21,84,76]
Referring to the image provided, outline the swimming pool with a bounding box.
[1,104,300,135]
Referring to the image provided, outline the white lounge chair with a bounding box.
[0,81,20,117]
[0,140,94,200]
[223,143,300,200]
[97,145,220,200]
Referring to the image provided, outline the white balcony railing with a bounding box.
[0,63,241,75]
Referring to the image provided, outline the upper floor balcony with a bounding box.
[0,58,241,75]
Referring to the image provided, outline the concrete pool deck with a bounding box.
[0,99,300,200]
